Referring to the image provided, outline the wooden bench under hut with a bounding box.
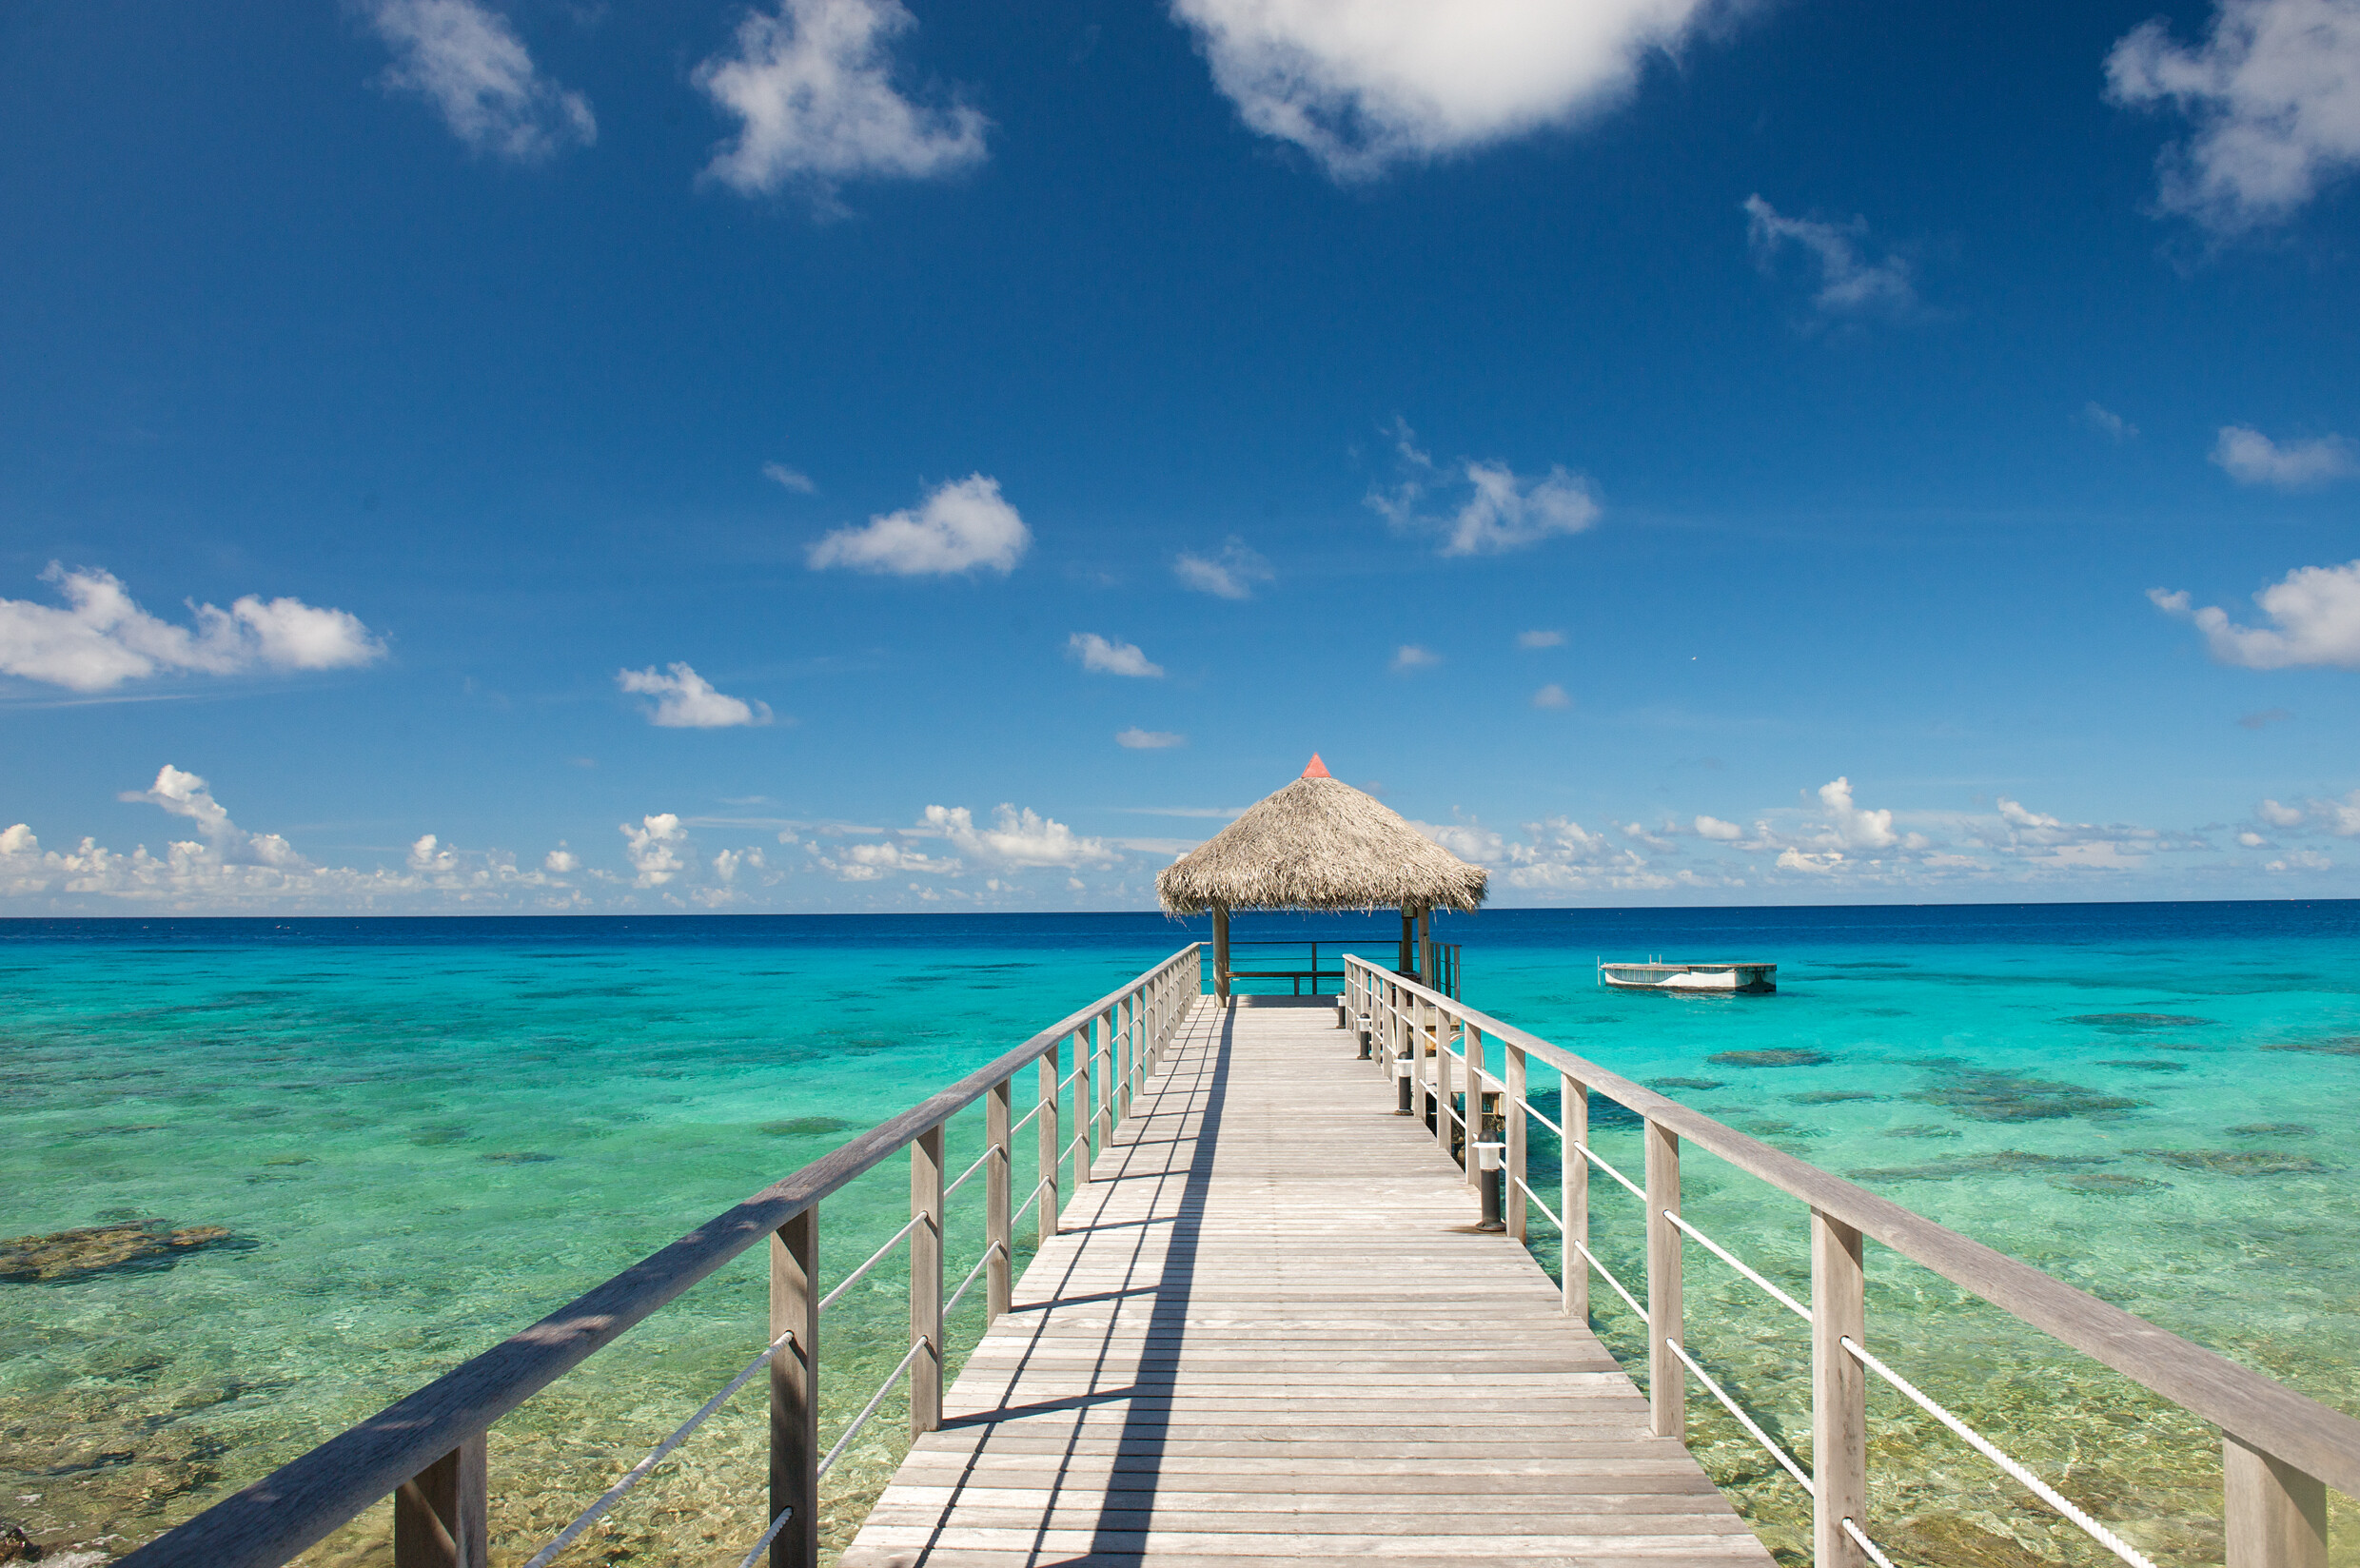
[1154,754,1487,1000]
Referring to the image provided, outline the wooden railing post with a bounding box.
[1094,1010,1114,1151]
[1644,1117,1683,1439]
[1072,1029,1092,1192]
[1564,1074,1588,1320]
[1037,1038,1060,1241]
[2227,1438,2329,1568]
[1115,995,1131,1120]
[393,1432,486,1568]
[1505,1044,1527,1241]
[910,1126,943,1436]
[1463,1022,1484,1189]
[767,1206,817,1568]
[1432,1000,1453,1158]
[986,1076,1013,1323]
[1812,1209,1867,1568]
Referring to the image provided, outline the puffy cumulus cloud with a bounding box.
[1816,776,1898,851]
[1391,643,1441,673]
[1068,633,1165,677]
[364,0,594,162]
[2106,0,2360,234]
[1170,0,1725,180]
[2269,849,2336,872]
[1977,796,2204,862]
[2151,562,2360,668]
[2258,797,2309,828]
[3,770,582,911]
[616,661,775,727]
[0,565,383,693]
[807,475,1029,576]
[620,813,687,886]
[820,839,960,882]
[1502,815,1687,892]
[544,846,580,873]
[1173,539,1275,599]
[1742,196,1917,322]
[921,804,1115,868]
[2210,425,2357,488]
[1116,727,1186,749]
[697,0,987,202]
[1368,421,1600,556]
[1531,683,1571,710]
[1694,814,1743,840]
[2254,790,2360,834]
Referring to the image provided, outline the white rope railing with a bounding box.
[817,1212,924,1316]
[522,1326,796,1568]
[1664,1337,1815,1496]
[1009,1097,1046,1137]
[1841,1337,2159,1568]
[733,1505,796,1568]
[1515,1096,1564,1138]
[1571,1236,1645,1320]
[1577,1140,1647,1202]
[1061,1129,1089,1162]
[1663,1209,1812,1323]
[1512,1175,1562,1233]
[943,1146,995,1201]
[942,1244,1001,1319]
[1844,1517,1900,1568]
[1012,1173,1052,1226]
[816,1336,932,1483]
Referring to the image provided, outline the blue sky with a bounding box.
[4,0,2360,912]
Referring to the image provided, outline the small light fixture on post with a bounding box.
[1473,1142,1506,1232]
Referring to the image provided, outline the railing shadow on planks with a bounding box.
[1341,952,2360,1568]
[113,944,1206,1568]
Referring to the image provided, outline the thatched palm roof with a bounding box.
[1156,755,1489,915]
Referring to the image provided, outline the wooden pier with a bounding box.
[843,996,1770,1567]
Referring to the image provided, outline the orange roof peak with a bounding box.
[1301,753,1331,779]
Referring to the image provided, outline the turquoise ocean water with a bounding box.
[2,907,2357,1567]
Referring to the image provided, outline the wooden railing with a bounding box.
[1343,953,2354,1568]
[117,944,1205,1568]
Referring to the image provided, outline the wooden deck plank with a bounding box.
[838,1000,1772,1568]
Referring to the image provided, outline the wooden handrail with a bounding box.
[1341,953,2360,1504]
[118,944,1205,1568]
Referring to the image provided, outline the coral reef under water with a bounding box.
[1908,1069,2145,1122]
[2060,1013,2219,1029]
[1848,1151,2115,1182]
[1708,1049,1833,1068]
[0,1222,238,1284]
[2133,1148,2334,1176]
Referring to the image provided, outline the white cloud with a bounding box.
[544,846,580,873]
[1117,727,1186,749]
[620,813,687,886]
[1695,814,1742,840]
[1369,421,1601,555]
[1392,643,1441,673]
[1531,683,1570,709]
[1068,633,1165,677]
[2211,424,2357,487]
[0,565,384,693]
[696,0,987,201]
[807,475,1029,576]
[123,765,307,869]
[2151,561,2360,668]
[763,461,817,493]
[922,803,1115,868]
[1173,538,1275,599]
[1816,776,1899,851]
[2083,402,2140,441]
[2269,849,2335,872]
[1516,629,1565,648]
[1170,0,1723,180]
[2240,830,2272,847]
[616,661,774,728]
[364,0,594,162]
[2258,798,2308,827]
[1741,195,1917,320]
[2253,790,2360,834]
[2106,0,2360,233]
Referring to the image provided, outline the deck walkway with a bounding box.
[841,996,1776,1568]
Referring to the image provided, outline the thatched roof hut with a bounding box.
[1158,755,1486,997]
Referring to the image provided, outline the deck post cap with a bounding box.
[1301,753,1331,779]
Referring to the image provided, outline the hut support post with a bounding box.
[1212,907,1231,1001]
[1418,909,1433,987]
[1399,908,1414,974]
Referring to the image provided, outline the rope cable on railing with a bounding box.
[521,1325,796,1568]
[816,1335,931,1484]
[1662,1209,1812,1323]
[943,1146,995,1201]
[942,1244,1001,1319]
[1511,1176,1562,1233]
[1011,1173,1052,1226]
[733,1506,796,1568]
[1840,1337,2159,1568]
[1570,1237,1646,1321]
[1061,1130,1088,1162]
[816,1212,924,1316]
[1516,1096,1564,1137]
[1663,1337,1815,1496]
[1009,1098,1046,1137]
[1844,1518,1900,1568]
[1576,1140,1647,1202]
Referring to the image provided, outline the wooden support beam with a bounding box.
[2227,1436,2328,1568]
[1564,1075,1588,1322]
[1036,1038,1059,1243]
[985,1077,1012,1323]
[1645,1119,1683,1440]
[1813,1209,1868,1568]
[392,1434,485,1568]
[910,1127,943,1436]
[1505,1045,1528,1242]
[766,1208,817,1568]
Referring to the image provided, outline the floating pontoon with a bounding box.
[1599,960,1777,993]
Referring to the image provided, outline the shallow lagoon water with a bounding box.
[2,906,2357,1567]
